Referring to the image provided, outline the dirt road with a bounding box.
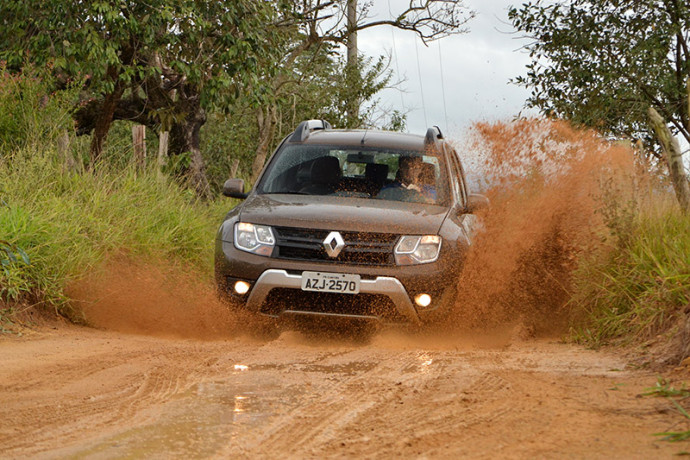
[0,323,687,459]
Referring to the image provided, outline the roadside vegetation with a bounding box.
[571,200,690,347]
[0,68,225,320]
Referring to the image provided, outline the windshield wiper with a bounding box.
[262,191,313,195]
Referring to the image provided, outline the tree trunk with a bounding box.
[89,66,124,165]
[251,105,278,184]
[169,102,210,199]
[88,89,124,164]
[648,107,690,213]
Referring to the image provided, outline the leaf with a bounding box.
[16,247,30,265]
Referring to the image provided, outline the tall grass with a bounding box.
[0,64,77,151]
[0,67,231,319]
[571,200,690,345]
[0,149,228,317]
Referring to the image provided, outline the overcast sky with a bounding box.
[356,0,535,137]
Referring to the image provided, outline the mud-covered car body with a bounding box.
[214,120,486,325]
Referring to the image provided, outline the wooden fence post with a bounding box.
[158,131,169,175]
[132,125,146,169]
[58,130,77,173]
[230,158,240,178]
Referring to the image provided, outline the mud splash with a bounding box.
[448,118,641,336]
[66,255,265,339]
[66,119,645,343]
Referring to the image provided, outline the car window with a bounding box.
[257,144,450,205]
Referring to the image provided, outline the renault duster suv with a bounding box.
[214,120,487,325]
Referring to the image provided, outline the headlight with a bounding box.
[234,222,275,256]
[394,235,442,265]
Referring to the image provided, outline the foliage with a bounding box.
[0,64,78,151]
[570,200,690,345]
[0,239,32,302]
[645,378,690,443]
[0,1,281,105]
[0,147,226,316]
[644,377,690,399]
[0,0,289,181]
[0,1,474,195]
[509,0,690,156]
[201,52,398,192]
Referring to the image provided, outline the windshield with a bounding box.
[257,144,449,205]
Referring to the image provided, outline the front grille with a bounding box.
[273,226,398,266]
[261,288,406,321]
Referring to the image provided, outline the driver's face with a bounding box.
[399,158,422,184]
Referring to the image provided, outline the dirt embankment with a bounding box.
[1,321,688,459]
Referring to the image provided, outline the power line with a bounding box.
[414,38,428,127]
[387,0,405,111]
[438,40,449,131]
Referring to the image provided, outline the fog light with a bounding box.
[414,293,432,308]
[234,281,250,295]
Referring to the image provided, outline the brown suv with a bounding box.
[214,120,487,325]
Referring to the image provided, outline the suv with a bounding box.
[214,120,487,325]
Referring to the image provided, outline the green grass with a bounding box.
[570,203,690,346]
[0,147,229,318]
[645,378,690,443]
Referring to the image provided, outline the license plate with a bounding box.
[301,271,361,294]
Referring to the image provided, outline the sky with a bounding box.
[350,0,690,172]
[355,0,536,137]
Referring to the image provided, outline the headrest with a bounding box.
[365,163,389,183]
[395,155,422,181]
[419,162,436,186]
[310,156,341,184]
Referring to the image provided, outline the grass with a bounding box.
[0,147,229,318]
[645,378,690,444]
[570,200,690,346]
[0,66,236,321]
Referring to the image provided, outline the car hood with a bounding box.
[238,194,449,235]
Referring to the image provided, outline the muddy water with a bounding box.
[1,326,684,459]
[74,379,287,458]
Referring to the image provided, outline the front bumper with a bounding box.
[245,269,421,324]
[215,236,462,324]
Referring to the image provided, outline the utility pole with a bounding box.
[346,0,359,126]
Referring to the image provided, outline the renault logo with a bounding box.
[323,231,345,258]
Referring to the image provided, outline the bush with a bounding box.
[0,148,227,317]
[570,201,690,345]
[0,64,78,152]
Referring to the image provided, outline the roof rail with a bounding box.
[424,126,444,149]
[290,119,332,142]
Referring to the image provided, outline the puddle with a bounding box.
[249,360,377,376]
[69,379,300,459]
[296,361,377,375]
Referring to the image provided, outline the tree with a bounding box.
[509,0,690,148]
[1,0,285,195]
[243,0,476,182]
[509,0,690,211]
[322,0,475,126]
[0,0,473,196]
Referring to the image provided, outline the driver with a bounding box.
[391,156,423,190]
[377,156,430,202]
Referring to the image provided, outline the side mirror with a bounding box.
[465,194,489,214]
[222,178,248,199]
